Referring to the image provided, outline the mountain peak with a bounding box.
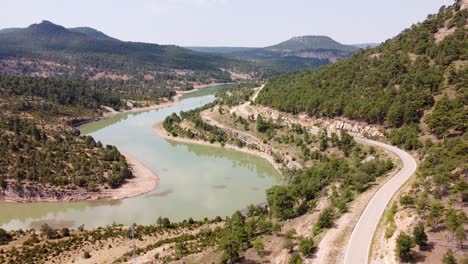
[266,35,358,53]
[27,20,70,35]
[291,35,333,40]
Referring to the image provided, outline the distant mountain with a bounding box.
[186,46,256,54]
[257,1,466,135]
[68,26,119,41]
[352,43,380,49]
[265,35,358,53]
[0,20,251,84]
[0,28,22,34]
[0,20,227,70]
[186,36,360,73]
[0,23,119,41]
[234,35,359,64]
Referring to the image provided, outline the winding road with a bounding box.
[227,84,418,263]
[343,137,417,264]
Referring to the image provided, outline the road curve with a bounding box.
[343,137,417,264]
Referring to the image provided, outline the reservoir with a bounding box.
[0,85,281,230]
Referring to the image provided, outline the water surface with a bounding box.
[0,85,281,230]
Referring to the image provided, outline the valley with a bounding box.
[0,0,466,263]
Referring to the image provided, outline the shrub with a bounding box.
[289,252,303,264]
[40,223,55,239]
[253,237,265,257]
[413,222,428,249]
[0,228,12,245]
[442,249,456,264]
[395,232,414,262]
[283,238,293,253]
[299,237,316,256]
[399,195,415,208]
[314,207,335,233]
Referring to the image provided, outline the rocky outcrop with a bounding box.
[0,182,111,202]
[283,50,350,63]
[311,118,385,138]
[236,103,385,139]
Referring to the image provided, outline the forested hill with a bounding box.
[238,35,359,63]
[265,35,358,53]
[67,27,119,41]
[257,1,467,139]
[0,21,252,84]
[0,20,233,71]
[258,3,467,261]
[186,36,364,75]
[0,74,138,199]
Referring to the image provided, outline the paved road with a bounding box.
[224,83,418,263]
[343,137,417,264]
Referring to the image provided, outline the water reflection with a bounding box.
[0,85,281,230]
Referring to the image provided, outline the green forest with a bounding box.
[161,82,396,263]
[0,74,136,197]
[0,75,124,110]
[0,118,133,192]
[257,4,467,136]
[257,2,467,262]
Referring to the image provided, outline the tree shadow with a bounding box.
[420,242,435,252]
[412,251,427,263]
[239,258,262,264]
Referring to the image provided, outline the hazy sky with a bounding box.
[1,0,454,47]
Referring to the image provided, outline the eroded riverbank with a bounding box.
[0,84,282,230]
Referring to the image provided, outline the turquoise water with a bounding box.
[0,86,281,230]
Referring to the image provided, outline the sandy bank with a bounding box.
[72,82,234,127]
[103,151,159,200]
[152,122,283,174]
[0,151,159,203]
[102,82,234,119]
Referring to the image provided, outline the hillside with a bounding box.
[0,74,140,201]
[185,46,256,54]
[265,35,358,53]
[68,26,119,41]
[185,36,362,75]
[257,6,467,135]
[242,35,359,63]
[258,1,467,262]
[352,43,380,49]
[0,21,235,72]
[0,21,250,99]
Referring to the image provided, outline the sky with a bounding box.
[0,0,454,47]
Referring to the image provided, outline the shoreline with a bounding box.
[1,82,231,203]
[104,151,160,200]
[0,152,159,203]
[152,122,283,175]
[71,82,235,127]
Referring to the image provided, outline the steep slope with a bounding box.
[258,1,467,262]
[257,5,467,135]
[352,43,380,49]
[0,74,137,201]
[68,26,119,41]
